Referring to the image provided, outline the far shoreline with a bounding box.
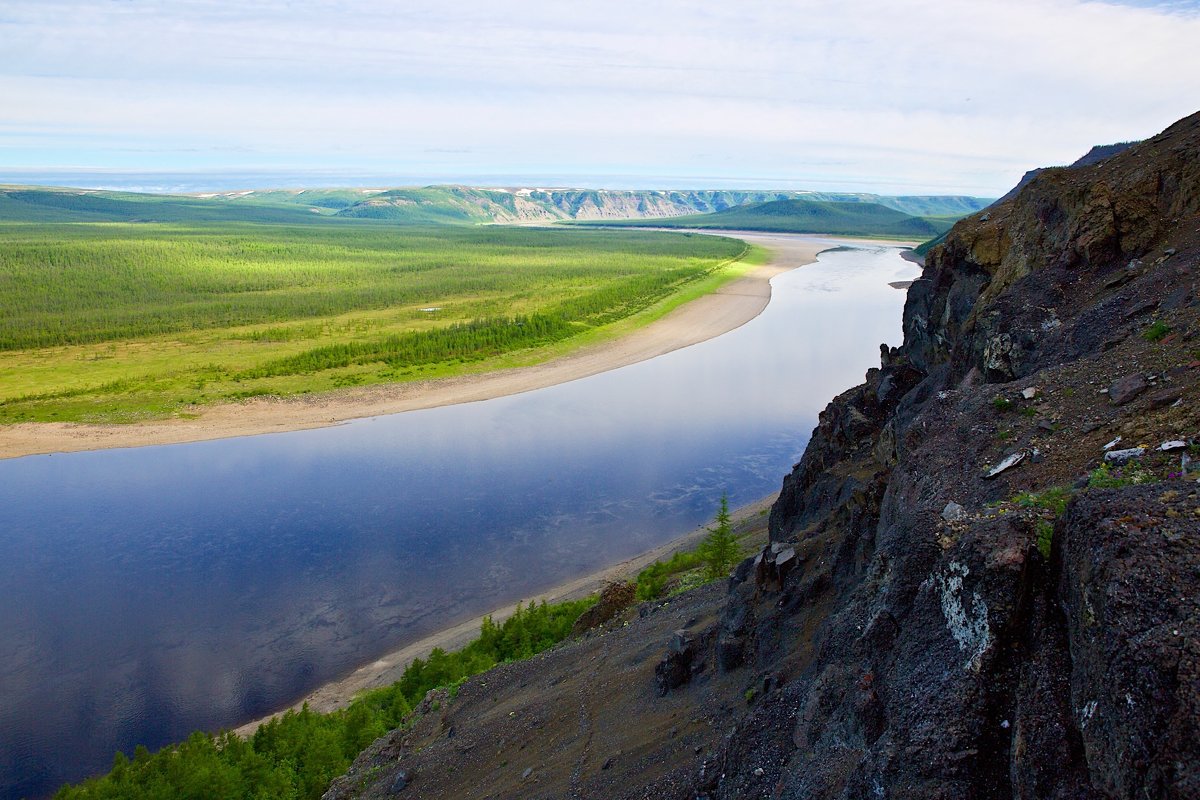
[0,232,911,461]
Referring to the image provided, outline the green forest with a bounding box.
[54,597,596,800]
[0,222,750,423]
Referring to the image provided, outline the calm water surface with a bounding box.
[0,241,917,798]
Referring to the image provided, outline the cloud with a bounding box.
[1,0,1198,193]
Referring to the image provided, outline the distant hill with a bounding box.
[332,186,801,224]
[0,186,333,224]
[0,184,992,229]
[866,195,989,217]
[331,186,992,224]
[201,188,386,211]
[584,198,958,238]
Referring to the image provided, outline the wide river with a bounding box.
[0,237,918,798]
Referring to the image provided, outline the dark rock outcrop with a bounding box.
[702,110,1200,799]
[655,629,700,695]
[570,581,636,635]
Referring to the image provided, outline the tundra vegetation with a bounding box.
[53,597,596,800]
[635,495,746,599]
[698,494,741,579]
[0,222,752,423]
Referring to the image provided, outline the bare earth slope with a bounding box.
[332,111,1200,799]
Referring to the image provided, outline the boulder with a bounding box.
[984,450,1026,479]
[655,630,696,695]
[571,581,635,635]
[1108,374,1148,405]
[389,769,410,793]
[753,544,799,592]
[1103,447,1146,465]
[941,501,967,522]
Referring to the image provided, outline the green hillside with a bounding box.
[583,199,958,238]
[204,188,387,211]
[868,195,990,217]
[0,187,333,224]
[910,230,950,259]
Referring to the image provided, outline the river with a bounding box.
[0,237,918,798]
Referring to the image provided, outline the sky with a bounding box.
[1,0,1198,196]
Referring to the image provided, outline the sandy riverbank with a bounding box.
[233,492,776,737]
[0,232,846,460]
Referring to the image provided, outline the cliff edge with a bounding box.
[329,111,1200,799]
[711,109,1200,799]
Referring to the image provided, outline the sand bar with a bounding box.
[0,232,849,460]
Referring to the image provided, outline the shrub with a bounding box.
[698,494,740,579]
[1035,519,1055,559]
[1143,320,1171,342]
[635,549,704,600]
[1015,486,1072,516]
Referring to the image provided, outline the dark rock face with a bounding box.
[655,627,716,696]
[1038,489,1199,798]
[655,630,698,695]
[700,111,1200,799]
[903,112,1200,385]
[1108,374,1148,405]
[570,580,635,635]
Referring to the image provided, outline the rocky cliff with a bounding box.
[327,111,1199,799]
[708,110,1200,799]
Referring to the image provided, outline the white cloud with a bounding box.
[1,0,1197,193]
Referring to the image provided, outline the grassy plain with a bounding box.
[0,222,752,424]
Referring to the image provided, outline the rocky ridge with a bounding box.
[328,110,1199,799]
[334,186,991,224]
[995,140,1138,205]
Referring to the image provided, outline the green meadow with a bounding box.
[0,222,753,423]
